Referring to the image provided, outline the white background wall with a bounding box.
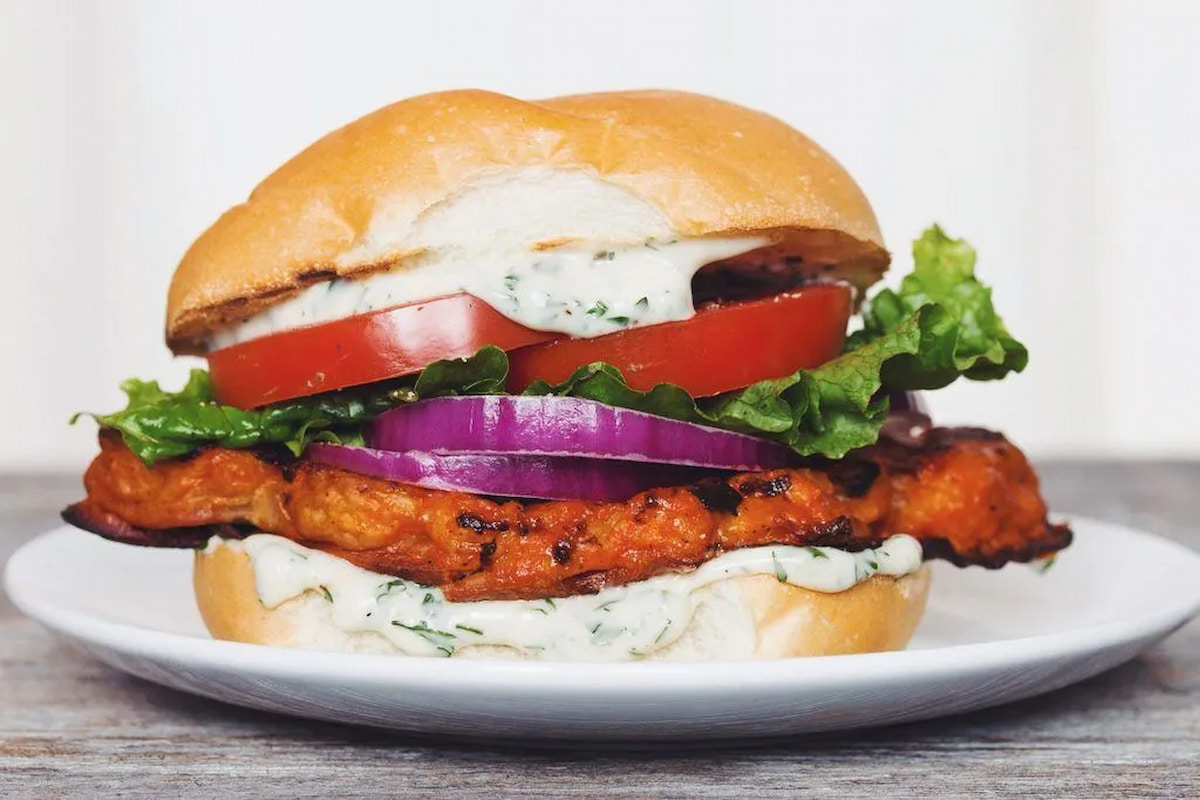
[1,0,1197,470]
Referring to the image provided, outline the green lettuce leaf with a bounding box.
[521,322,920,458]
[72,347,508,465]
[845,224,1028,388]
[524,225,1025,457]
[76,226,1027,464]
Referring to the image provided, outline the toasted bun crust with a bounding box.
[167,89,888,354]
[195,540,929,660]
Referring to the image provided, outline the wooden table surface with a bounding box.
[2,464,1198,798]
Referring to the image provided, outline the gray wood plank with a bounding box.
[2,464,1198,798]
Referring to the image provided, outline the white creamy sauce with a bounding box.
[226,533,923,660]
[209,237,769,350]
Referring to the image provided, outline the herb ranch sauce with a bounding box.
[209,237,769,350]
[223,534,923,660]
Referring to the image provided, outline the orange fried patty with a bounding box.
[63,428,1071,601]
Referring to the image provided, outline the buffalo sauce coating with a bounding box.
[64,428,1072,602]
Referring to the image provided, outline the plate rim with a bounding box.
[6,515,1200,693]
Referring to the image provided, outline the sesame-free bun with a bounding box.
[194,539,930,661]
[167,89,889,353]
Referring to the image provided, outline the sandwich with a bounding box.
[63,89,1071,661]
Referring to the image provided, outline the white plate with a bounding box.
[6,517,1200,741]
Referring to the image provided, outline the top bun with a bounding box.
[166,89,889,354]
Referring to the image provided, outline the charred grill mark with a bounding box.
[297,267,339,283]
[457,513,510,534]
[248,445,298,471]
[631,492,664,522]
[551,539,574,565]
[827,461,881,498]
[920,523,1073,568]
[68,424,1072,601]
[688,479,743,514]
[802,516,866,548]
[281,461,303,482]
[563,570,608,594]
[61,501,244,549]
[738,474,791,499]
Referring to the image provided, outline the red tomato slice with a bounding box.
[208,285,851,408]
[507,286,851,396]
[208,294,555,408]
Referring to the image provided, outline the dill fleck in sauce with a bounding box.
[209,237,768,349]
[225,533,924,660]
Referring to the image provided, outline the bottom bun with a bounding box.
[195,538,931,661]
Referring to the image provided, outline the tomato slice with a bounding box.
[507,286,852,396]
[208,294,555,408]
[208,285,852,408]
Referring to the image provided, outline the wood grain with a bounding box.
[2,464,1198,798]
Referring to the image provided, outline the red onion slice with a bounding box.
[307,443,726,502]
[364,395,794,472]
[881,391,932,447]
